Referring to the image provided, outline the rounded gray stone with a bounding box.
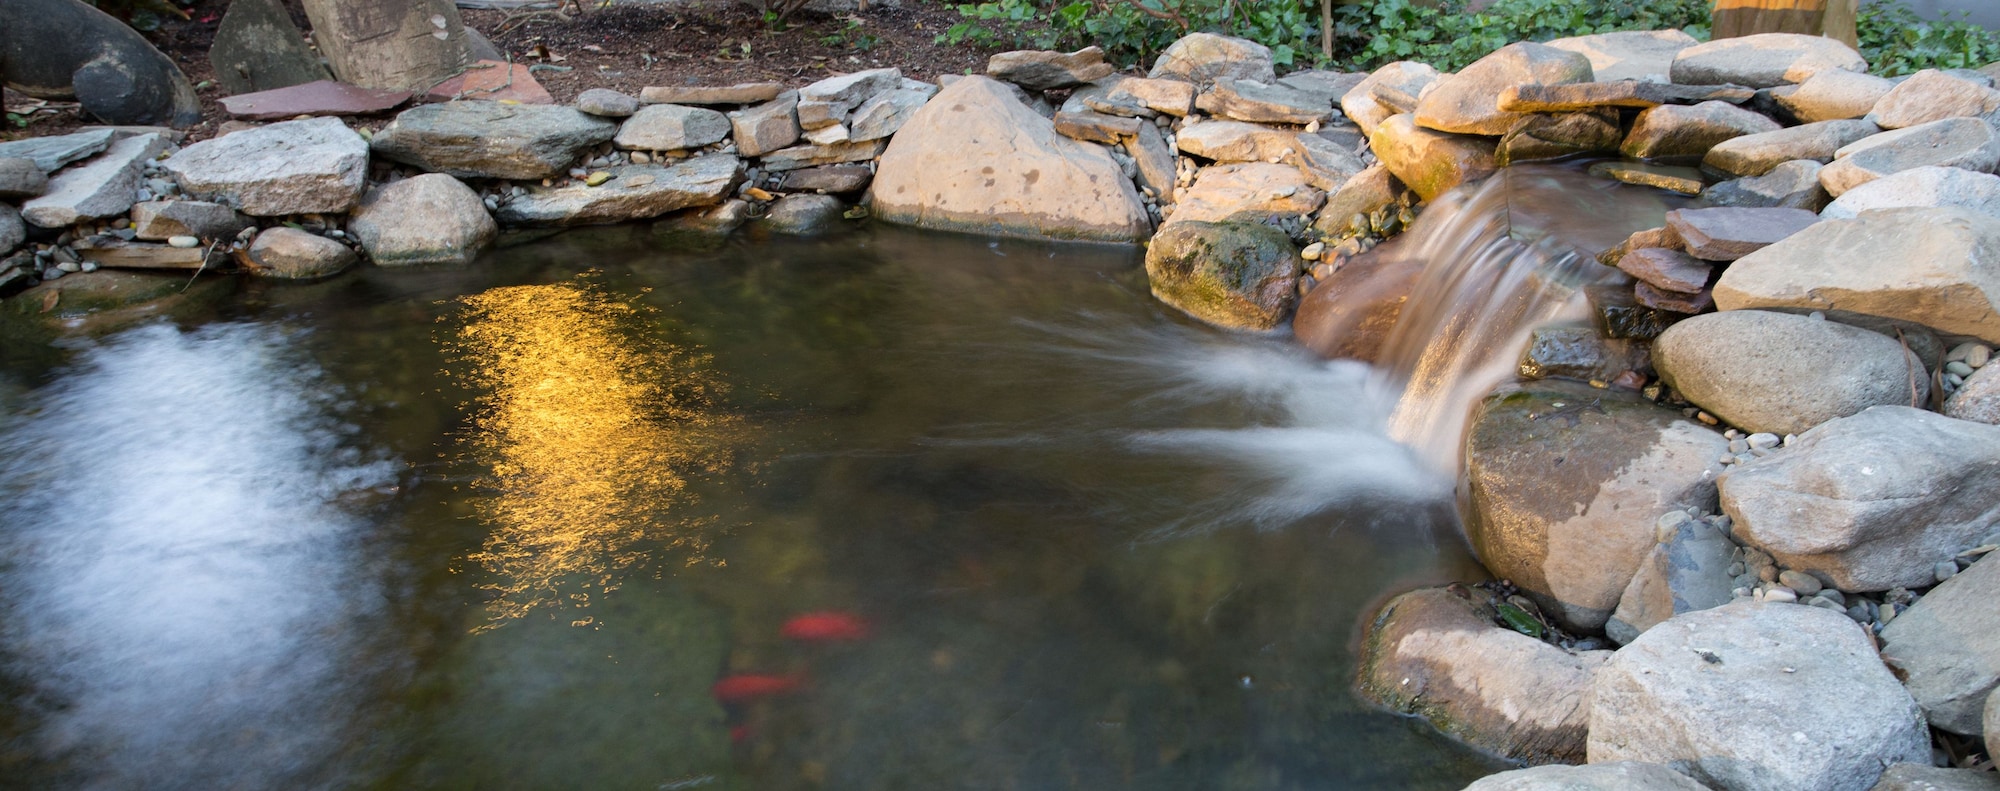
[575,88,640,118]
[1655,310,1926,437]
[348,173,495,266]
[761,193,845,236]
[247,227,355,279]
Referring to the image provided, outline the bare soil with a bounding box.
[2,0,1002,143]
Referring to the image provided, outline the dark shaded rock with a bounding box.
[762,193,845,236]
[372,102,617,181]
[1621,101,1782,161]
[1587,283,1683,342]
[1664,206,1818,261]
[72,238,222,270]
[0,158,48,200]
[0,129,112,174]
[1498,110,1622,165]
[129,201,248,241]
[208,0,329,95]
[1634,282,1713,314]
[1518,324,1651,382]
[779,164,871,194]
[640,82,785,106]
[1589,162,1705,195]
[1605,513,1737,645]
[247,227,355,279]
[1144,220,1297,330]
[1293,235,1417,360]
[1498,81,1756,113]
[0,0,201,127]
[1699,159,1829,211]
[987,47,1114,91]
[218,80,411,121]
[0,206,23,254]
[1618,247,1712,294]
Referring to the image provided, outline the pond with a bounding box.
[0,223,1504,790]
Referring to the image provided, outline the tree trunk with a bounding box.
[1712,0,1827,40]
[1823,0,1860,48]
[1321,0,1334,65]
[302,0,474,92]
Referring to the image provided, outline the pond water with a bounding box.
[0,224,1503,790]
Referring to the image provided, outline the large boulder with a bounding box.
[1720,407,2000,591]
[348,174,495,266]
[1147,33,1274,86]
[370,102,618,181]
[1714,207,2000,345]
[1464,382,1729,630]
[1774,68,1897,123]
[0,0,201,126]
[1370,114,1498,202]
[493,155,741,227]
[1341,62,1441,137]
[869,76,1150,243]
[1878,555,2000,735]
[20,132,168,228]
[1167,162,1322,224]
[164,117,368,216]
[1819,117,2000,197]
[1605,512,1738,645]
[1669,33,1868,89]
[1589,602,1931,791]
[1869,68,2000,130]
[1462,762,1710,791]
[1702,119,1880,178]
[207,0,330,95]
[1414,42,1594,136]
[1143,220,1297,330]
[1654,310,1926,437]
[1621,101,1782,160]
[1357,586,1610,765]
[1546,29,1699,83]
[1823,166,2000,220]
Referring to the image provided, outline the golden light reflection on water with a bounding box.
[444,276,741,632]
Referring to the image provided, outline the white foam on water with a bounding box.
[0,322,397,790]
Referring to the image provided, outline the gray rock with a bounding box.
[129,200,247,241]
[1313,164,1402,235]
[638,82,784,106]
[0,204,21,254]
[1103,76,1196,117]
[1369,113,1497,202]
[0,129,113,174]
[1175,120,1300,163]
[777,164,871,194]
[1665,206,1819,261]
[1291,132,1366,193]
[796,68,902,129]
[761,193,845,236]
[1715,207,2000,345]
[757,139,885,172]
[1622,100,1782,160]
[1465,381,1729,630]
[1414,42,1595,136]
[0,0,201,126]
[21,132,167,228]
[987,47,1114,91]
[1616,247,1711,293]
[849,84,936,142]
[1276,69,1363,107]
[1669,32,1870,89]
[1655,310,1925,436]
[207,0,329,95]
[371,102,617,181]
[575,88,640,118]
[1147,32,1274,86]
[869,76,1149,242]
[1723,407,2000,591]
[1168,162,1322,225]
[614,104,731,152]
[247,227,354,279]
[1945,363,2000,423]
[1196,78,1336,125]
[1822,165,2000,220]
[1820,117,2000,197]
[1703,119,1880,177]
[348,174,494,266]
[1606,514,1739,645]
[1988,687,1999,763]
[1546,28,1700,82]
[1143,220,1297,330]
[1357,586,1611,765]
[1700,159,1830,211]
[1124,122,1176,204]
[0,157,48,200]
[1589,602,1930,791]
[494,155,741,227]
[1341,61,1441,137]
[165,117,368,216]
[729,92,801,158]
[1869,68,2000,130]
[1774,68,1898,123]
[1867,764,2000,791]
[1463,762,1711,791]
[1878,555,2000,735]
[1516,324,1650,382]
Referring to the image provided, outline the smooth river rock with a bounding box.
[1370,114,1497,202]
[1464,381,1729,631]
[1656,310,1925,437]
[1669,33,1868,89]
[1946,364,2000,423]
[1621,100,1781,160]
[348,174,495,266]
[247,227,354,279]
[1818,117,2000,197]
[1867,765,2000,791]
[1720,406,2000,591]
[1878,555,2000,735]
[1589,602,1930,791]
[1357,586,1609,765]
[1462,762,1710,791]
[1699,159,1829,211]
[1414,42,1594,136]
[370,102,618,181]
[869,76,1150,243]
[1822,166,2000,220]
[1143,220,1296,330]
[494,155,740,227]
[1714,207,2000,345]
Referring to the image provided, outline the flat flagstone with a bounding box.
[640,82,786,105]
[219,80,412,121]
[1665,206,1819,261]
[424,60,555,104]
[1499,81,1755,113]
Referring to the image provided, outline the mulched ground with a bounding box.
[1,0,1001,144]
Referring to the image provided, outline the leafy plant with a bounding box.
[821,16,881,51]
[1857,0,2000,77]
[1330,0,1710,72]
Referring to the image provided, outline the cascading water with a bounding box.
[1364,164,1689,471]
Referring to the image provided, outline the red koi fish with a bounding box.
[780,611,870,642]
[711,674,802,703]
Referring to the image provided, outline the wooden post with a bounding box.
[1824,0,1860,48]
[301,0,474,92]
[1711,0,1827,40]
[1321,0,1334,65]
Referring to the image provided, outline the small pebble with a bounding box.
[167,236,200,248]
[1747,433,1780,450]
[1756,565,1778,583]
[1815,589,1845,606]
[79,262,97,273]
[1946,361,1975,377]
[56,261,80,273]
[1727,561,1746,576]
[1778,570,1822,595]
[1762,587,1798,604]
[1696,411,1719,426]
[1301,241,1325,261]
[1729,439,1749,454]
[1934,561,1957,583]
[1807,597,1845,613]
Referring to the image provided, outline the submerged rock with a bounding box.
[1292,235,1418,361]
[1143,220,1297,331]
[1461,762,1710,791]
[1464,381,1728,630]
[1589,602,1929,791]
[761,193,845,236]
[1357,585,1609,765]
[1879,555,2000,735]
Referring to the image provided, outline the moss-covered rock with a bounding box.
[1143,220,1298,330]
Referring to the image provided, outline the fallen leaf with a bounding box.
[40,290,59,314]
